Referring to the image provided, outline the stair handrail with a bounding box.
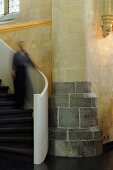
[36,68,48,96]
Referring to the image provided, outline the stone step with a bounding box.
[0,109,33,119]
[0,94,14,101]
[0,117,33,128]
[0,101,16,107]
[0,127,33,137]
[0,146,33,156]
[0,137,33,143]
[49,93,97,108]
[49,107,98,128]
[0,86,9,94]
[53,82,91,94]
[0,141,33,148]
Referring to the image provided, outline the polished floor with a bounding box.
[1,150,113,170]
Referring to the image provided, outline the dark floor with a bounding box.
[1,151,113,170]
[43,151,113,170]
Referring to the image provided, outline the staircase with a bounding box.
[0,79,33,160]
[0,39,48,164]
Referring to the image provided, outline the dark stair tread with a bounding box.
[0,93,14,97]
[0,109,33,115]
[0,86,9,93]
[0,86,9,90]
[0,117,33,123]
[0,94,14,101]
[0,127,33,132]
[0,146,33,155]
[0,137,33,142]
[0,101,16,105]
[0,111,33,119]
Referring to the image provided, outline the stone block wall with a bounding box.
[49,82,103,157]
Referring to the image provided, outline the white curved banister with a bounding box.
[37,69,48,96]
[34,68,48,165]
[0,39,48,165]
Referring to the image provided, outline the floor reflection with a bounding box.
[40,151,113,170]
[0,151,113,170]
[34,163,48,170]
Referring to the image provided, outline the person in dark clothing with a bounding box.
[12,41,36,108]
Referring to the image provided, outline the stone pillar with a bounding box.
[50,0,103,157]
[49,82,103,157]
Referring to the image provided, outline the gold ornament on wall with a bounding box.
[101,15,113,37]
[101,0,113,38]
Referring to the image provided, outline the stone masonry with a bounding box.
[49,82,103,157]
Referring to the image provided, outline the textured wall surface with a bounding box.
[52,0,87,82]
[49,82,103,157]
[85,0,113,143]
[0,0,52,93]
[17,0,52,22]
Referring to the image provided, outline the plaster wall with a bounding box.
[17,0,52,22]
[52,0,87,82]
[86,0,113,143]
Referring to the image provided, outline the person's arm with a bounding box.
[26,53,39,69]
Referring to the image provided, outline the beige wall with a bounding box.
[52,0,87,82]
[85,0,113,143]
[0,0,52,93]
[17,0,52,23]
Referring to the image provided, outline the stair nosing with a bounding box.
[0,146,33,155]
[0,117,33,124]
[0,109,33,114]
[0,127,33,131]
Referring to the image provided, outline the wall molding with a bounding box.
[0,19,52,32]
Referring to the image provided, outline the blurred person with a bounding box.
[12,41,36,108]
